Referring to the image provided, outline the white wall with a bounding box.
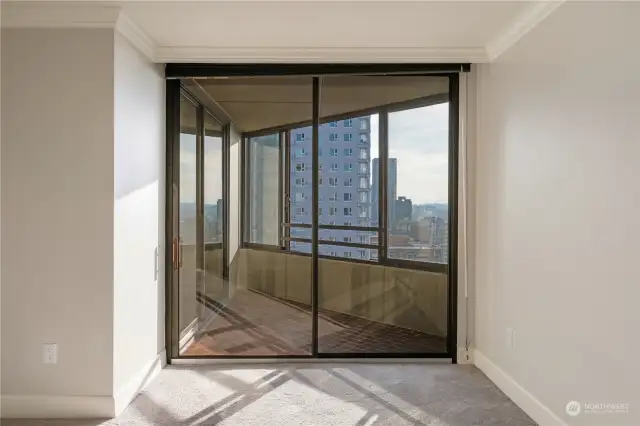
[474,3,639,425]
[1,29,115,398]
[113,33,165,409]
[1,28,165,418]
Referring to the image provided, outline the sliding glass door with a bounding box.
[167,68,460,361]
[170,87,228,357]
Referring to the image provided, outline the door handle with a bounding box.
[173,237,180,270]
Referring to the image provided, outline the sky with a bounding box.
[370,102,449,204]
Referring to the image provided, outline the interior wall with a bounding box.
[474,3,639,425]
[113,33,165,402]
[1,28,115,398]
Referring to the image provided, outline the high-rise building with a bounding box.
[394,196,412,231]
[289,117,372,259]
[371,157,398,227]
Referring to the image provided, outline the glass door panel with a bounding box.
[177,93,202,353]
[317,75,450,355]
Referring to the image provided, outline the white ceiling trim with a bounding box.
[486,0,566,61]
[114,12,158,61]
[3,1,565,64]
[155,46,490,64]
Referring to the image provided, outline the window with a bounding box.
[344,133,353,142]
[359,235,368,244]
[319,148,323,157]
[344,148,353,156]
[344,178,353,187]
[344,192,352,202]
[295,177,306,186]
[343,236,352,243]
[344,119,353,127]
[328,221,336,225]
[329,192,338,202]
[344,207,352,216]
[360,192,368,202]
[344,163,352,172]
[296,148,306,157]
[359,207,368,218]
[319,207,323,215]
[360,134,367,143]
[359,177,367,189]
[329,177,338,186]
[359,148,367,159]
[319,177,323,186]
[295,133,305,142]
[295,163,305,172]
[359,250,367,259]
[329,121,338,127]
[359,163,367,173]
[329,251,338,257]
[248,133,280,244]
[329,133,339,142]
[329,207,337,216]
[319,164,323,172]
[344,252,352,258]
[295,192,305,202]
[331,163,338,172]
[328,236,337,242]
[295,207,306,216]
[330,148,338,157]
[344,221,352,226]
[360,120,367,130]
[388,102,450,264]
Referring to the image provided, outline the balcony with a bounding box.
[179,247,447,356]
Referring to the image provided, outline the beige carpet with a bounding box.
[2,363,536,426]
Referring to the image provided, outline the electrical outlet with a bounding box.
[43,343,58,364]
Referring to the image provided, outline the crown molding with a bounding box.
[115,11,158,61]
[1,2,158,61]
[486,0,565,62]
[155,46,489,64]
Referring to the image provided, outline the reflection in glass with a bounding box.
[178,94,199,339]
[248,133,280,245]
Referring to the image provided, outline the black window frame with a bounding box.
[242,85,455,276]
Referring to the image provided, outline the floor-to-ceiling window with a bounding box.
[166,66,463,361]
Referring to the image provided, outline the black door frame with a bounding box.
[166,63,467,363]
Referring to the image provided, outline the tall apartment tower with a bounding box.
[371,157,398,227]
[289,117,372,259]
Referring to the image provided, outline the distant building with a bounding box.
[289,117,372,259]
[394,196,412,231]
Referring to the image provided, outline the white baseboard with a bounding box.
[113,348,167,416]
[474,349,567,426]
[1,348,167,419]
[0,395,114,419]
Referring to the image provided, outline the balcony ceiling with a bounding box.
[186,76,450,132]
[2,1,563,63]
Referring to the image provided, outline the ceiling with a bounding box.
[2,1,565,63]
[186,75,450,132]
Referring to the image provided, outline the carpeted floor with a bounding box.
[2,363,536,426]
